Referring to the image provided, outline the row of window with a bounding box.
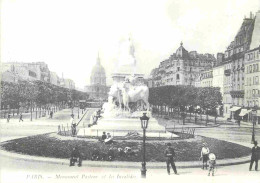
[245,50,259,61]
[165,74,181,82]
[246,63,259,73]
[232,97,244,106]
[200,71,213,79]
[246,89,260,98]
[225,46,244,58]
[233,84,244,90]
[245,76,259,86]
[201,81,212,87]
[247,100,259,108]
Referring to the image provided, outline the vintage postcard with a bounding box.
[0,0,260,183]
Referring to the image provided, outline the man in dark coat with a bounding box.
[164,143,178,175]
[70,146,82,167]
[249,141,259,171]
[101,132,107,142]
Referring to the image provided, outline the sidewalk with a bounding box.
[0,108,88,127]
[156,116,260,129]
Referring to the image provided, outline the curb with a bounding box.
[0,148,251,169]
[165,124,220,130]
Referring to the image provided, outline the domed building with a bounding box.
[85,54,109,101]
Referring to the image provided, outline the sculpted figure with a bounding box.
[120,76,150,112]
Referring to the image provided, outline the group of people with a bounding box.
[101,131,113,144]
[199,143,216,176]
[6,110,54,123]
[6,113,23,123]
[69,141,259,176]
[164,142,216,176]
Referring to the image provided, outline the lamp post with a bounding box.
[140,113,149,178]
[251,106,257,144]
[78,101,80,119]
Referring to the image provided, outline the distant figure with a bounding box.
[19,113,23,122]
[97,109,101,118]
[91,113,98,125]
[50,111,53,119]
[200,143,210,169]
[164,143,178,175]
[101,132,107,142]
[7,114,11,123]
[104,133,113,144]
[249,141,259,171]
[208,153,216,176]
[69,146,82,167]
[71,114,77,136]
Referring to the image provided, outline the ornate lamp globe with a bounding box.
[140,113,149,129]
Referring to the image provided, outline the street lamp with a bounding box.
[251,106,258,144]
[140,113,149,178]
[78,101,80,119]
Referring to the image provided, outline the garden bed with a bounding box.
[1,133,251,162]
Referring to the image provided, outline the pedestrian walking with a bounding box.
[249,141,259,171]
[50,111,53,119]
[208,153,216,176]
[7,114,11,123]
[200,142,210,169]
[164,143,178,175]
[69,146,82,167]
[19,113,23,122]
[71,114,77,136]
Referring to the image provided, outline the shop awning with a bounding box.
[239,109,251,116]
[229,106,241,112]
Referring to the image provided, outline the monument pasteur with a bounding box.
[77,37,177,138]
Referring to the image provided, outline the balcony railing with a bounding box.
[230,90,245,98]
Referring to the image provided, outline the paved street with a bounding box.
[1,155,259,183]
[0,109,259,183]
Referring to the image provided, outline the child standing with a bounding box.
[208,153,216,176]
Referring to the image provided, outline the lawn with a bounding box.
[1,133,251,162]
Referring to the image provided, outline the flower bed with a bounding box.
[1,133,251,162]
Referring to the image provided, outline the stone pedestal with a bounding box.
[77,116,178,138]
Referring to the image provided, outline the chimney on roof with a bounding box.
[250,12,253,19]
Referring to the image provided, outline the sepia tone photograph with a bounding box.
[0,0,260,182]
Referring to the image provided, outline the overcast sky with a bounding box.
[1,0,259,88]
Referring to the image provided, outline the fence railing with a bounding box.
[166,126,195,139]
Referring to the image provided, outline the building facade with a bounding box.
[200,69,213,87]
[150,43,216,87]
[1,62,44,82]
[223,11,260,122]
[244,46,260,123]
[1,62,76,90]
